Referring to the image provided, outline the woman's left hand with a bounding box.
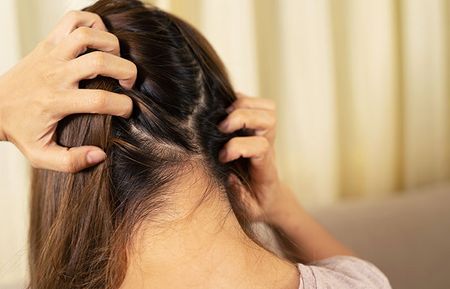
[0,11,136,173]
[218,93,294,223]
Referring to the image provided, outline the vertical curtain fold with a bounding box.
[1,0,449,285]
[401,0,450,188]
[332,0,401,198]
[278,0,339,205]
[0,1,29,286]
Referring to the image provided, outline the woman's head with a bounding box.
[29,1,253,288]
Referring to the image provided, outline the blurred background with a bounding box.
[1,0,449,288]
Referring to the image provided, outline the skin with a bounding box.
[0,10,136,172]
[121,167,300,289]
[120,94,354,289]
[219,93,354,263]
[0,12,353,289]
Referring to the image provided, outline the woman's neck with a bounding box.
[119,172,299,289]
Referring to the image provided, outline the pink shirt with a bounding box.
[297,256,391,289]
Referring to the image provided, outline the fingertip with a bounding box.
[227,174,242,193]
[121,95,133,118]
[219,148,240,163]
[218,119,229,132]
[118,62,137,89]
[86,149,107,165]
[119,79,135,90]
[112,93,133,119]
[92,20,107,32]
[228,173,240,186]
[235,91,245,98]
[218,149,228,163]
[122,109,133,119]
[86,11,107,31]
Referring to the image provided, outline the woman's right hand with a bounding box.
[219,93,354,263]
[218,93,298,225]
[0,10,137,172]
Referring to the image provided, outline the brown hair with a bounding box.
[29,1,255,288]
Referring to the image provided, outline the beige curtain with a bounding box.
[153,0,450,204]
[0,1,29,287]
[1,0,449,286]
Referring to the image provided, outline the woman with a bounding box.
[1,1,391,288]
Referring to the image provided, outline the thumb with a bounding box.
[30,143,106,173]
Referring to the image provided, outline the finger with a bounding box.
[56,89,133,119]
[227,94,276,113]
[68,51,137,89]
[30,144,107,173]
[47,11,107,44]
[218,108,275,134]
[228,174,263,219]
[219,136,270,163]
[53,27,120,60]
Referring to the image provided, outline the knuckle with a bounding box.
[91,52,106,69]
[65,10,80,22]
[42,69,59,84]
[90,91,108,111]
[72,26,91,43]
[40,91,59,116]
[231,109,245,123]
[61,153,78,173]
[80,10,98,20]
[92,13,103,24]
[40,67,65,90]
[37,39,53,51]
[35,63,63,94]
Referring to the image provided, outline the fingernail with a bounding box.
[87,150,107,164]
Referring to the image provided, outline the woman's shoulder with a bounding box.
[296,256,392,289]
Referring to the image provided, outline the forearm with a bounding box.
[267,184,354,264]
